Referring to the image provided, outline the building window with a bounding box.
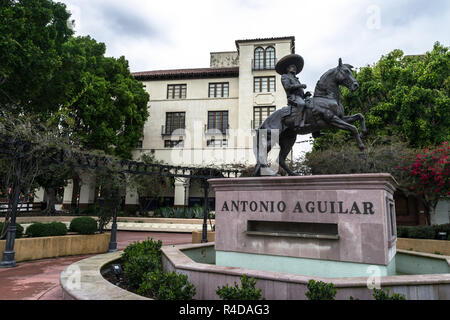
[265,46,275,69]
[207,139,228,147]
[165,112,185,135]
[254,47,264,70]
[167,84,187,99]
[254,76,276,93]
[209,82,229,98]
[253,46,276,70]
[253,106,276,129]
[164,140,184,148]
[208,111,228,134]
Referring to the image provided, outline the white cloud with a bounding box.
[61,0,449,91]
[59,0,448,159]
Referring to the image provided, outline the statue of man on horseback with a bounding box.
[253,54,367,177]
[278,54,311,128]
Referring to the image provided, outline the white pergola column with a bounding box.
[174,177,190,207]
[63,180,74,206]
[125,185,140,206]
[34,187,46,202]
[79,173,96,206]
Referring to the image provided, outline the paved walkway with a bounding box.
[0,231,192,300]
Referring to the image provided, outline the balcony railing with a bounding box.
[204,124,229,136]
[161,125,186,136]
[252,58,277,71]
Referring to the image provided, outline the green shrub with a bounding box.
[25,222,67,237]
[69,217,98,235]
[122,238,163,289]
[216,274,263,300]
[372,288,406,300]
[407,226,435,239]
[305,280,337,300]
[433,224,450,239]
[138,270,196,300]
[0,222,24,239]
[397,226,409,238]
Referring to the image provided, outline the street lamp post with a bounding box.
[108,207,118,252]
[0,181,21,268]
[201,179,209,243]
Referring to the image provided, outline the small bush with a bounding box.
[305,280,337,300]
[397,226,409,238]
[0,222,24,239]
[407,226,435,239]
[216,274,263,300]
[373,288,406,300]
[433,224,450,239]
[25,222,67,237]
[122,238,163,289]
[138,270,196,300]
[69,217,98,235]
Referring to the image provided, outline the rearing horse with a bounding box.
[253,58,367,176]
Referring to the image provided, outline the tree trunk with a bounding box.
[44,187,57,216]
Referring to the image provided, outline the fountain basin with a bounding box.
[162,242,450,300]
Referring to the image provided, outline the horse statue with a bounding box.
[253,55,367,176]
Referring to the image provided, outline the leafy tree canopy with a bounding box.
[57,36,149,158]
[313,42,449,150]
[0,0,73,115]
[0,0,149,159]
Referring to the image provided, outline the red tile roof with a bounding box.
[133,67,239,80]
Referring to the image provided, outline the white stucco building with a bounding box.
[61,36,317,211]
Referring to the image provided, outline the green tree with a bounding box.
[295,137,416,189]
[314,42,449,151]
[56,36,149,159]
[0,0,74,115]
[1,1,149,160]
[128,154,174,214]
[0,114,72,237]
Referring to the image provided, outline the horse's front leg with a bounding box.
[330,116,366,156]
[342,113,367,138]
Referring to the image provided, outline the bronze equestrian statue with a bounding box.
[253,54,367,176]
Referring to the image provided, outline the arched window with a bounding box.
[254,47,264,70]
[265,46,275,69]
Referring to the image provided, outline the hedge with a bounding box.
[25,222,67,238]
[69,217,98,235]
[397,224,450,240]
[0,222,24,239]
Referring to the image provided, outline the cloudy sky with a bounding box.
[60,0,449,156]
[61,0,449,89]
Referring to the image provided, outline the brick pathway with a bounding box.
[0,231,192,300]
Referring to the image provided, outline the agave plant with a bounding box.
[173,207,185,219]
[159,207,173,218]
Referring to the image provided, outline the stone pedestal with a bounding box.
[208,174,398,278]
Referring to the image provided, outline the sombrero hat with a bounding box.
[275,54,304,75]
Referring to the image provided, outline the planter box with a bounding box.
[0,233,111,262]
[397,238,450,256]
[192,230,215,243]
